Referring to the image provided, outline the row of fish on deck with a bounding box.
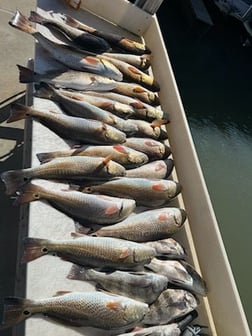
[1,5,208,336]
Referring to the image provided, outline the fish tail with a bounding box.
[21,237,50,263]
[17,64,36,83]
[28,11,47,25]
[1,297,34,329]
[62,13,80,29]
[177,310,198,331]
[34,82,56,100]
[1,169,27,195]
[7,103,33,123]
[13,183,43,206]
[36,151,56,163]
[9,10,36,35]
[67,264,89,281]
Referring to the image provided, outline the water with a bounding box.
[157,1,252,330]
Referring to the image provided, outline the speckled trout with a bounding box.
[81,177,181,207]
[1,156,125,195]
[94,207,186,242]
[1,291,149,330]
[68,266,167,304]
[14,182,135,225]
[21,235,156,269]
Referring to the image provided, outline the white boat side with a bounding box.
[14,0,251,336]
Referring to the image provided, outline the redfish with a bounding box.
[126,159,174,179]
[1,291,148,330]
[15,182,135,225]
[93,207,186,242]
[1,156,125,195]
[21,234,156,270]
[81,177,181,207]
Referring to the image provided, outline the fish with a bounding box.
[1,291,149,330]
[9,11,123,80]
[36,144,149,168]
[80,177,182,207]
[181,324,208,336]
[21,234,156,270]
[68,266,168,304]
[81,91,164,120]
[7,103,126,145]
[144,259,207,296]
[17,64,117,91]
[28,10,111,53]
[124,137,171,161]
[144,238,187,260]
[117,311,198,336]
[112,82,160,106]
[61,13,151,55]
[97,54,160,92]
[34,84,138,135]
[60,91,136,119]
[1,156,126,195]
[126,159,174,179]
[14,182,136,225]
[128,119,168,140]
[93,207,187,242]
[102,52,151,71]
[143,289,199,325]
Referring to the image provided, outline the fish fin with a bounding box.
[28,11,46,24]
[62,14,80,28]
[180,261,207,296]
[92,155,112,175]
[7,103,32,123]
[119,247,130,259]
[133,86,146,93]
[1,297,33,329]
[71,232,86,238]
[13,182,42,206]
[17,64,36,83]
[74,221,92,235]
[36,152,54,163]
[54,291,72,297]
[106,300,122,311]
[1,169,27,195]
[9,11,36,35]
[128,66,141,75]
[151,119,169,128]
[34,82,56,100]
[21,237,50,263]
[67,264,87,280]
[177,310,198,331]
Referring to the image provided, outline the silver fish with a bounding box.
[17,64,116,91]
[94,207,186,242]
[7,103,126,145]
[144,259,207,296]
[68,266,168,304]
[124,137,171,161]
[81,177,181,207]
[34,84,138,135]
[21,235,156,270]
[1,291,149,330]
[143,289,199,325]
[15,182,135,225]
[144,238,187,260]
[126,159,174,179]
[29,10,111,53]
[9,11,122,80]
[37,144,149,169]
[102,52,151,71]
[1,156,125,195]
[61,13,151,55]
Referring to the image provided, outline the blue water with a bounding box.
[158,1,252,330]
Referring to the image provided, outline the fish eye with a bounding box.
[42,247,48,253]
[23,310,30,315]
[34,193,39,199]
[23,177,29,182]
